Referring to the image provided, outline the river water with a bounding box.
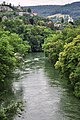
[13,52,80,120]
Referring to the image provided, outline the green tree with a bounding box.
[43,33,64,63]
[61,17,64,23]
[27,8,32,13]
[55,35,80,97]
[0,30,30,82]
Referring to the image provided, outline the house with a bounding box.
[68,16,74,23]
[0,5,13,12]
[0,2,37,18]
[47,14,73,23]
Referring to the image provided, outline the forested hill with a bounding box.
[27,2,80,19]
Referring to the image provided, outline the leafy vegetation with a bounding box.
[55,35,80,97]
[2,17,53,52]
[43,22,80,98]
[0,101,23,120]
[0,30,30,82]
[43,32,64,63]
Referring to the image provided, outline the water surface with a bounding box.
[13,53,80,120]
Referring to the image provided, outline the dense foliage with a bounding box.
[55,35,80,97]
[0,29,30,85]
[43,23,80,98]
[43,33,64,64]
[2,18,53,52]
[0,13,53,89]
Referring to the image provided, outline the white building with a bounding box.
[0,5,13,11]
[68,16,74,23]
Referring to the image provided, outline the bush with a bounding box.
[55,35,80,97]
[0,30,30,82]
[43,33,64,64]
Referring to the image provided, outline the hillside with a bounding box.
[27,2,80,19]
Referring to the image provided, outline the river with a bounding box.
[12,52,80,120]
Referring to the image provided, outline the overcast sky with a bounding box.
[0,0,79,6]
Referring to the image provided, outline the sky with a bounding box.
[0,0,79,6]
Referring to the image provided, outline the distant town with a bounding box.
[0,1,75,31]
[0,1,38,20]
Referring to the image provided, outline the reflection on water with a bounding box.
[6,52,80,120]
[0,75,23,120]
[13,53,80,120]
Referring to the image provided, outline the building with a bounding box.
[0,5,13,12]
[47,14,73,23]
[68,16,74,23]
